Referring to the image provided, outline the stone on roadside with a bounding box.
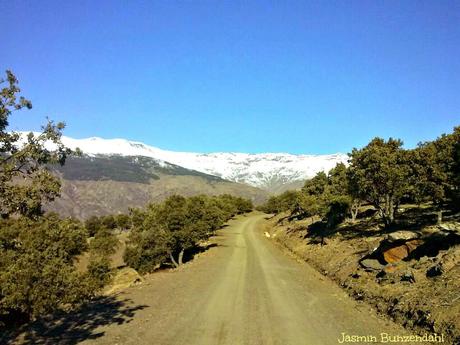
[383,244,409,263]
[426,263,443,278]
[104,267,144,295]
[401,270,416,283]
[383,264,402,274]
[360,258,385,271]
[385,231,420,243]
[382,239,423,264]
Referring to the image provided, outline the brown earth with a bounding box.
[47,175,268,219]
[9,213,421,345]
[264,212,460,345]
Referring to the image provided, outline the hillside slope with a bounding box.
[46,155,268,218]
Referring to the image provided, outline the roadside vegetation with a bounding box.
[0,71,253,331]
[259,126,460,343]
[124,194,252,273]
[0,71,117,327]
[259,128,460,230]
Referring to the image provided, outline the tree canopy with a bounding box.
[124,194,253,273]
[0,71,103,325]
[259,126,460,228]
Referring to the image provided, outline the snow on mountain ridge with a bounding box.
[19,133,348,191]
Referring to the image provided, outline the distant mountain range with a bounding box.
[54,135,348,191]
[24,134,348,218]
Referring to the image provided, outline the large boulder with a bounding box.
[385,230,420,243]
[104,267,144,295]
[360,258,385,271]
[382,239,424,264]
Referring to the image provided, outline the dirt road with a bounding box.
[78,213,412,345]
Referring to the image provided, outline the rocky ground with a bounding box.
[264,208,460,345]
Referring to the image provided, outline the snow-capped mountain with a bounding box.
[48,135,348,192]
[21,133,348,192]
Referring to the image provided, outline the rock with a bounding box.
[360,258,385,271]
[376,269,397,284]
[438,222,460,233]
[386,231,420,243]
[104,267,144,295]
[376,270,386,279]
[382,240,424,264]
[405,240,423,252]
[383,264,402,274]
[413,256,430,269]
[442,251,460,272]
[383,245,409,263]
[401,270,416,283]
[426,263,443,278]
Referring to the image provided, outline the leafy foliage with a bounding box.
[0,216,100,322]
[124,194,253,273]
[0,71,104,326]
[89,228,119,257]
[347,138,411,227]
[0,71,78,219]
[85,215,103,237]
[259,126,459,228]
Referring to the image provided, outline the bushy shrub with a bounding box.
[325,196,351,229]
[89,228,119,257]
[115,214,131,230]
[86,257,113,289]
[124,194,253,272]
[0,215,103,323]
[101,215,117,230]
[85,215,103,237]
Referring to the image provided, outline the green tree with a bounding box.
[124,194,252,272]
[407,126,460,221]
[348,138,411,227]
[89,228,119,257]
[101,214,117,230]
[85,215,103,237]
[129,207,147,228]
[154,195,208,266]
[86,257,113,289]
[115,213,131,230]
[327,163,348,196]
[124,217,170,274]
[302,171,328,196]
[0,71,103,325]
[325,195,351,229]
[0,216,96,322]
[0,70,76,218]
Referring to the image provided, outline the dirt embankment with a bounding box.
[264,212,460,345]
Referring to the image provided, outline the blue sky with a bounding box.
[2,1,459,154]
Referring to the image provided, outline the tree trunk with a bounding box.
[437,209,443,224]
[388,198,394,224]
[178,249,185,266]
[380,194,395,228]
[350,200,360,222]
[350,208,357,223]
[169,252,179,268]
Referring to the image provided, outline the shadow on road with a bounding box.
[184,242,218,263]
[1,296,148,345]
